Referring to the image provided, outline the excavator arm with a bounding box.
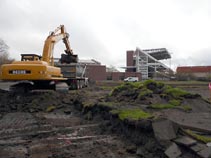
[42,25,77,65]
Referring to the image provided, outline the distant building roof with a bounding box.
[143,48,171,60]
[177,66,211,73]
[79,59,101,65]
[106,66,119,72]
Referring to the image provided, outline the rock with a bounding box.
[144,139,157,152]
[29,108,36,113]
[10,104,17,110]
[152,119,178,146]
[126,145,136,154]
[190,143,206,153]
[197,146,211,158]
[174,136,197,147]
[84,111,93,120]
[136,147,145,157]
[64,109,71,114]
[164,143,182,158]
[136,147,154,158]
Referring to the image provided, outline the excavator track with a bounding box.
[6,80,70,93]
[9,81,34,93]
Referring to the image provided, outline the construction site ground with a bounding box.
[0,81,211,158]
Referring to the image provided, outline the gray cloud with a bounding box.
[0,0,211,70]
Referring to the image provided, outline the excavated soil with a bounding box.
[0,81,211,158]
[0,88,139,158]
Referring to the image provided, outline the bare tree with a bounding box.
[0,38,13,65]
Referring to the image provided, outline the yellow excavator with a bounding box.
[0,25,83,92]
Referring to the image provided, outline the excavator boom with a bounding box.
[42,25,76,65]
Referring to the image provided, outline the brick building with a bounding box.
[82,59,142,81]
[176,66,211,80]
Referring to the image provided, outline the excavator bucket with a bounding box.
[60,54,78,64]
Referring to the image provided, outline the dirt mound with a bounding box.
[0,81,211,158]
[0,90,76,114]
[108,80,210,113]
[0,88,139,158]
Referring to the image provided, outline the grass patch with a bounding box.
[181,105,192,111]
[83,101,95,107]
[98,102,116,107]
[143,80,165,91]
[169,99,181,106]
[143,79,157,87]
[46,105,56,112]
[130,82,143,89]
[185,129,211,143]
[164,87,190,98]
[138,88,153,99]
[150,103,175,109]
[111,108,153,120]
[150,99,181,109]
[110,82,143,96]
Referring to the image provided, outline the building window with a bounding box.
[107,76,112,80]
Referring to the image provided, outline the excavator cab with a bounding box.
[21,54,41,61]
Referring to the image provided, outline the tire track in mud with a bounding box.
[0,108,135,158]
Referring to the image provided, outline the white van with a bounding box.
[124,77,139,82]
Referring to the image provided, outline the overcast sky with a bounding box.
[0,0,211,71]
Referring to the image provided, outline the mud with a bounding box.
[0,81,211,158]
[0,88,139,158]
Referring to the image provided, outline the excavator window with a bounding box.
[21,54,42,61]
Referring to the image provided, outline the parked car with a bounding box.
[124,77,139,82]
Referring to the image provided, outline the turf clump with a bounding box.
[164,87,190,98]
[109,79,195,105]
[149,103,175,109]
[138,88,153,100]
[181,105,192,111]
[98,102,117,107]
[111,82,142,96]
[169,99,181,106]
[111,108,152,121]
[185,129,211,143]
[149,99,181,109]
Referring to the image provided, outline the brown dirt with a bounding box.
[0,81,211,158]
[0,87,137,158]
